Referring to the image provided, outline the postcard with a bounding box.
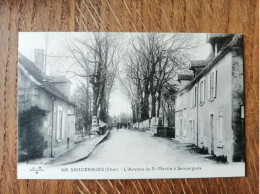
[17,32,245,179]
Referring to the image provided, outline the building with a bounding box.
[18,51,76,161]
[175,34,244,162]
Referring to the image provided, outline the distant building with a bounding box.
[175,34,244,162]
[18,51,76,161]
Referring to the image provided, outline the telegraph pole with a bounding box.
[44,33,48,74]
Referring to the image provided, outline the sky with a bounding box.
[18,32,211,117]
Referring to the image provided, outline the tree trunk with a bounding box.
[141,83,149,121]
[92,86,98,117]
[151,93,156,117]
[99,79,107,122]
[156,90,161,117]
[132,104,136,123]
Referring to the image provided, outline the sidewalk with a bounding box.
[50,130,110,165]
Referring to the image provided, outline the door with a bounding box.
[190,120,193,142]
[180,119,182,138]
[210,114,214,155]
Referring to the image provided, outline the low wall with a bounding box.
[155,127,175,137]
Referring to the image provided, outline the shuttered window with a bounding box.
[192,86,197,108]
[199,79,205,104]
[214,70,217,98]
[209,69,217,101]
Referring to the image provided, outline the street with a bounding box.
[80,128,215,166]
[18,128,245,180]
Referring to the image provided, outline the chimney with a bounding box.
[34,49,45,73]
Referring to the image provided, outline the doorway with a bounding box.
[180,119,182,138]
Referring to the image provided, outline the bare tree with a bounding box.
[120,51,146,123]
[126,33,198,124]
[72,81,92,134]
[119,71,139,123]
[66,33,119,123]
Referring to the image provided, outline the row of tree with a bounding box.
[67,33,119,132]
[64,33,197,132]
[120,33,196,126]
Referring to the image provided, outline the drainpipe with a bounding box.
[50,96,57,157]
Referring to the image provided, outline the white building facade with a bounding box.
[175,34,244,162]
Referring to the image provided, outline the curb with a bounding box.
[53,130,110,166]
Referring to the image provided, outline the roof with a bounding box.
[177,74,194,81]
[207,33,234,44]
[18,53,76,107]
[190,52,214,70]
[190,58,213,69]
[176,34,241,95]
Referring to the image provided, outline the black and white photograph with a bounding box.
[17,32,245,179]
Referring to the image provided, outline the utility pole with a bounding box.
[44,33,49,75]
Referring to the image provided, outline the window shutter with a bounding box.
[193,120,195,138]
[194,86,197,107]
[208,76,210,100]
[213,70,217,98]
[56,111,59,140]
[183,120,187,137]
[203,79,206,102]
[192,88,194,108]
[190,90,193,108]
[193,86,196,107]
[198,83,200,105]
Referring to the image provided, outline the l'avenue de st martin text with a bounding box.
[62,166,202,172]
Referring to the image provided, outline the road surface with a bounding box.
[17,128,245,179]
[81,128,215,166]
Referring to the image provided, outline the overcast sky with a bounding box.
[18,32,211,117]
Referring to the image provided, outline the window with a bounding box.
[208,69,217,101]
[199,79,205,104]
